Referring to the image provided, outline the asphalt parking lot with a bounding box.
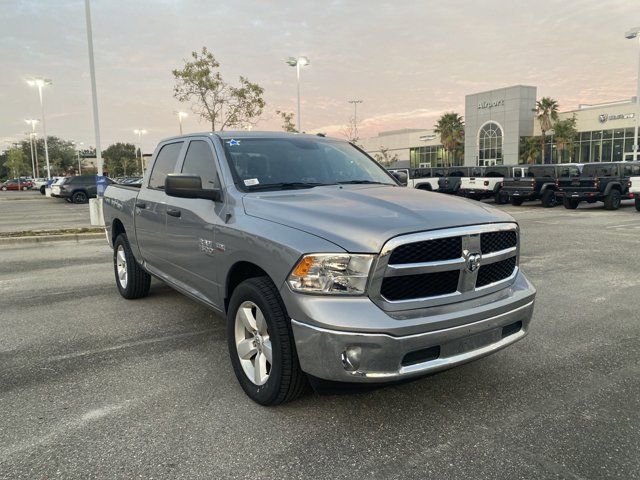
[0,190,90,233]
[1,199,639,479]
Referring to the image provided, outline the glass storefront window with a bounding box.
[613,139,624,162]
[601,140,612,162]
[602,130,612,140]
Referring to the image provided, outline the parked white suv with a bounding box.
[629,176,640,211]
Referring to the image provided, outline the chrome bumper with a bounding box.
[289,275,535,383]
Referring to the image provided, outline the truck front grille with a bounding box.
[369,223,519,311]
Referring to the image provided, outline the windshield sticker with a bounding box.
[244,178,259,186]
[228,139,241,146]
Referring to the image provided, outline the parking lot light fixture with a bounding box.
[73,141,84,174]
[27,77,52,178]
[175,111,188,135]
[134,129,147,174]
[25,119,39,178]
[626,27,640,162]
[286,56,310,132]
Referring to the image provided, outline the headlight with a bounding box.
[287,254,374,295]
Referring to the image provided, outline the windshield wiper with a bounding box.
[246,182,330,191]
[337,180,392,185]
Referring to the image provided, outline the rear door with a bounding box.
[164,137,226,308]
[135,141,185,271]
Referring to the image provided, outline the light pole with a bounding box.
[134,129,147,174]
[625,27,640,162]
[27,78,52,178]
[286,56,310,132]
[73,142,84,174]
[175,111,188,135]
[25,119,39,178]
[348,99,363,125]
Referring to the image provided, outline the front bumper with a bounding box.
[286,271,536,383]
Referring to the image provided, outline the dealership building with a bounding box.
[359,85,638,168]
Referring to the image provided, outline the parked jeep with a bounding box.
[503,164,582,207]
[556,162,640,210]
[388,167,445,191]
[438,167,481,195]
[459,165,526,203]
[628,176,640,211]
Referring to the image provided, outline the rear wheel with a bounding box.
[40,186,46,195]
[635,197,640,212]
[511,198,524,206]
[563,197,579,209]
[113,234,151,299]
[541,189,557,208]
[1,186,6,191]
[604,189,621,210]
[495,190,508,204]
[227,276,307,405]
[72,191,88,204]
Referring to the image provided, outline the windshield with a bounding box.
[222,137,396,191]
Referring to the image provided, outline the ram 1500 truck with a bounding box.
[103,132,536,405]
[556,162,640,210]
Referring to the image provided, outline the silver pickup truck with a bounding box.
[103,132,536,405]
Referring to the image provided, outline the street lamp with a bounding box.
[26,77,52,178]
[286,56,310,132]
[348,99,363,125]
[73,141,84,174]
[175,111,188,135]
[133,129,147,174]
[25,119,39,178]
[625,27,640,162]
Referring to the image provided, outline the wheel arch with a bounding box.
[225,261,272,313]
[604,182,622,195]
[112,218,126,245]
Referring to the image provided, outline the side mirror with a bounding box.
[391,171,408,186]
[165,174,222,201]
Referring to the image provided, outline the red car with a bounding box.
[0,179,33,191]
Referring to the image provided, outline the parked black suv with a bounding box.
[57,175,115,203]
[503,164,582,208]
[556,162,640,210]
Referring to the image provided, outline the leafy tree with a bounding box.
[434,112,465,166]
[275,110,297,132]
[103,142,138,177]
[5,148,27,177]
[552,115,577,163]
[521,136,541,165]
[534,97,559,164]
[374,146,399,167]
[173,47,266,131]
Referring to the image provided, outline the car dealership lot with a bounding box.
[0,190,89,233]
[1,203,639,479]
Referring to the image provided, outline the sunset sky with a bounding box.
[1,0,639,152]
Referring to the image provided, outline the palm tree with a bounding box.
[435,112,464,167]
[552,116,577,163]
[533,97,559,164]
[521,136,541,165]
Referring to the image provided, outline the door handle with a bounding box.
[135,202,146,209]
[167,208,181,218]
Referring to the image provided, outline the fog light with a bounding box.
[340,346,362,372]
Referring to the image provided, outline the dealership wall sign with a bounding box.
[598,113,635,123]
[478,99,505,109]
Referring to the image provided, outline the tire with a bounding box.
[604,189,621,210]
[563,197,579,209]
[635,197,640,212]
[113,234,151,299]
[72,191,88,204]
[541,190,557,208]
[227,276,307,406]
[511,198,524,206]
[495,190,508,204]
[40,186,46,195]
[1,186,6,191]
[22,186,28,191]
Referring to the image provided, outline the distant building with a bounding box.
[359,85,638,168]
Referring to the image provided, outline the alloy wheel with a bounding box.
[116,245,128,289]
[234,301,272,385]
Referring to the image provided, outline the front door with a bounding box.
[164,138,226,308]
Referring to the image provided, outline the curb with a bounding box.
[0,232,106,245]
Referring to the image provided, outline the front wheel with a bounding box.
[227,277,307,405]
[1,187,6,191]
[40,186,46,195]
[541,189,557,208]
[72,191,88,204]
[604,190,621,210]
[563,197,579,209]
[113,234,151,299]
[635,197,640,212]
[495,190,508,205]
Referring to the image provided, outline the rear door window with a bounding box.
[148,142,184,189]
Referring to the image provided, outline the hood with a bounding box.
[242,185,515,252]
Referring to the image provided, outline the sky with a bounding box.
[0,0,639,153]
